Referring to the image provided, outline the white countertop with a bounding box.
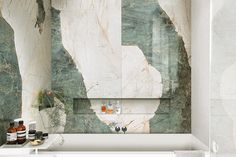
[0,134,61,155]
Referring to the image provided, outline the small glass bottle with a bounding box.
[17,120,26,144]
[7,121,17,144]
[28,130,36,141]
[115,100,122,114]
[106,101,113,114]
[28,121,36,141]
[101,103,107,114]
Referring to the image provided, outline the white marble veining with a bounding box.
[52,0,163,99]
[1,0,57,132]
[122,46,162,98]
[158,0,191,64]
[90,45,162,133]
[0,0,189,133]
[52,0,122,98]
[52,0,163,133]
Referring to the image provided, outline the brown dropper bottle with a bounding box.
[17,120,26,144]
[7,121,17,144]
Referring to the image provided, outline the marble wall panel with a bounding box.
[0,16,22,145]
[211,0,236,155]
[0,0,191,140]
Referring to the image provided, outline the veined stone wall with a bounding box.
[0,0,191,142]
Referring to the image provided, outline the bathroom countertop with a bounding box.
[0,134,61,155]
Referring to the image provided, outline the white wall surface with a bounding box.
[191,0,210,147]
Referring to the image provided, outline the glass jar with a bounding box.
[35,131,43,140]
[43,133,48,139]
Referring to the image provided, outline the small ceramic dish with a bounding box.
[29,139,44,146]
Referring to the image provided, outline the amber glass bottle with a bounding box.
[101,103,107,113]
[7,122,17,144]
[17,120,26,144]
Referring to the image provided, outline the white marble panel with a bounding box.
[2,0,55,131]
[52,0,122,98]
[52,0,163,99]
[122,46,162,98]
[52,0,164,133]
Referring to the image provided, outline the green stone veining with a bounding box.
[122,0,191,133]
[51,8,111,133]
[0,17,22,144]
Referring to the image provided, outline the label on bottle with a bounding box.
[17,130,26,138]
[115,101,121,114]
[7,133,17,142]
[28,134,35,140]
[115,107,121,114]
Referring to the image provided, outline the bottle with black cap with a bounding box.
[17,120,26,144]
[7,121,17,144]
[28,121,36,141]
